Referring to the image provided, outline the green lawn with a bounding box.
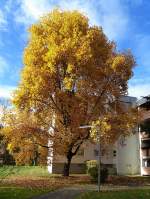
[0,166,51,178]
[76,190,150,199]
[0,166,54,198]
[0,186,47,199]
[0,166,90,198]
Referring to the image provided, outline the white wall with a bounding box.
[116,133,140,175]
[54,141,115,165]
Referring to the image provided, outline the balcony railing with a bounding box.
[142,156,150,159]
[141,140,150,149]
[142,110,150,120]
[141,132,150,140]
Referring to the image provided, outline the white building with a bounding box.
[1,96,149,175]
[48,96,147,175]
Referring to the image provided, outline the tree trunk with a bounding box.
[63,155,72,176]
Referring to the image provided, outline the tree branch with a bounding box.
[72,140,83,156]
[86,77,113,123]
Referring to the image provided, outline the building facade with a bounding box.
[0,104,5,165]
[116,96,141,175]
[138,96,150,175]
[1,96,150,175]
[48,95,147,175]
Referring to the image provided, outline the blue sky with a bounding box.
[0,0,150,99]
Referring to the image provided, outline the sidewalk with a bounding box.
[32,184,150,199]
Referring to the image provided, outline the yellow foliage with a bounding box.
[112,55,126,71]
[2,9,136,168]
[7,143,13,153]
[90,118,111,142]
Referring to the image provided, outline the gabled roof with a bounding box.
[137,95,150,108]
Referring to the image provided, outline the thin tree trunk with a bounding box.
[63,155,72,176]
[63,141,83,176]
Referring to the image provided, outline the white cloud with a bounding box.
[96,0,129,40]
[128,77,150,99]
[0,9,7,30]
[14,0,129,40]
[0,56,8,77]
[0,85,16,98]
[15,0,53,25]
[4,0,14,12]
[56,0,99,25]
[128,83,150,99]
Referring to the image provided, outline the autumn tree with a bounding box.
[1,9,136,176]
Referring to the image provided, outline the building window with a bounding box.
[143,159,150,167]
[94,149,99,156]
[113,150,117,157]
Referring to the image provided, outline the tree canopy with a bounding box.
[1,9,136,176]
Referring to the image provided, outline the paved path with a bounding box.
[32,184,150,199]
[32,186,86,199]
[32,185,97,199]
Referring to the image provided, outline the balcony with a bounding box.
[141,140,150,149]
[140,118,150,135]
[141,110,150,120]
[141,167,150,175]
[141,135,150,140]
[138,97,150,110]
[142,157,150,173]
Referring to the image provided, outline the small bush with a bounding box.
[86,160,97,172]
[88,166,98,181]
[100,167,108,183]
[87,162,108,183]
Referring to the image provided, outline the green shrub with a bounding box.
[88,166,108,183]
[86,160,97,172]
[88,166,98,181]
[100,167,108,183]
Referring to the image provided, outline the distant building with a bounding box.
[137,96,150,175]
[1,95,150,175]
[0,103,6,165]
[0,141,5,165]
[0,98,14,165]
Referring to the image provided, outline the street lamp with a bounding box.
[79,125,101,192]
